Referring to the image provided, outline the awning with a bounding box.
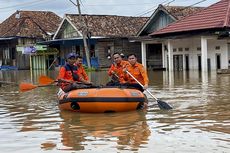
[0,37,17,41]
[37,37,100,46]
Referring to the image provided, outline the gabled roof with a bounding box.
[0,10,62,38]
[164,5,204,20]
[55,14,148,38]
[137,4,204,36]
[150,0,230,37]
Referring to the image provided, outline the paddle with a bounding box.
[19,75,60,92]
[125,70,173,110]
[39,75,97,88]
[20,75,97,92]
[19,83,54,92]
[38,75,87,85]
[39,75,58,85]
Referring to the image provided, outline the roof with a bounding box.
[137,4,204,36]
[164,5,204,20]
[150,0,230,36]
[64,14,149,37]
[0,10,62,38]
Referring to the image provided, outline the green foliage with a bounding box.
[83,65,97,71]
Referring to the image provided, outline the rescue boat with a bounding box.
[57,87,147,113]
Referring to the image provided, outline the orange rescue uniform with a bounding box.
[77,65,89,81]
[57,64,79,90]
[108,60,130,83]
[125,62,149,86]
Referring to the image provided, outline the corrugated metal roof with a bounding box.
[150,0,230,36]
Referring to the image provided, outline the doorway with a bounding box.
[146,44,162,70]
[173,55,183,71]
[207,58,211,71]
[216,54,221,69]
[185,54,189,71]
[198,54,201,71]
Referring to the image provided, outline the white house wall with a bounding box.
[164,37,229,70]
[208,39,228,69]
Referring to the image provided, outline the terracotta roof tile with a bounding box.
[66,14,148,37]
[164,5,204,20]
[151,0,230,36]
[0,10,62,38]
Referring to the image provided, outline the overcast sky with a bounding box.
[0,0,221,22]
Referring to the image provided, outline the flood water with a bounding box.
[0,70,229,153]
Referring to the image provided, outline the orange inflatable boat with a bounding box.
[57,87,147,113]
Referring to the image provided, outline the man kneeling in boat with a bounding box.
[57,53,92,92]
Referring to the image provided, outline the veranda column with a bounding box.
[167,40,173,71]
[141,42,147,68]
[201,36,208,72]
[162,43,166,68]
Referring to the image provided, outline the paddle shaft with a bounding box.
[125,70,158,101]
[113,73,119,79]
[39,76,91,87]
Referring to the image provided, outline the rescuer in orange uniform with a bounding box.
[75,55,89,82]
[107,52,130,85]
[124,53,149,92]
[58,53,91,92]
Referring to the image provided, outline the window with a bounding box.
[90,45,95,57]
[105,46,111,59]
[178,48,183,52]
[185,48,189,51]
[215,46,220,50]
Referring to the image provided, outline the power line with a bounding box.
[68,0,78,7]
[0,0,51,10]
[134,0,172,17]
[0,0,213,21]
[134,0,209,17]
[187,0,208,7]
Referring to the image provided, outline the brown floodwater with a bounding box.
[0,70,229,153]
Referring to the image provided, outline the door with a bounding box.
[146,44,162,69]
[216,54,221,69]
[185,54,189,71]
[198,54,201,71]
[207,58,211,71]
[173,55,183,71]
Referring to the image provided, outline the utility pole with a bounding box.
[76,0,91,68]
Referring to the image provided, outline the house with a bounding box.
[135,4,204,70]
[0,10,62,70]
[149,0,230,72]
[40,14,148,68]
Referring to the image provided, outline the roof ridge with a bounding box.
[18,10,52,13]
[65,14,147,18]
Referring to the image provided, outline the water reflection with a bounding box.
[59,110,151,152]
[0,70,230,152]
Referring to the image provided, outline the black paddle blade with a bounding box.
[157,99,173,110]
